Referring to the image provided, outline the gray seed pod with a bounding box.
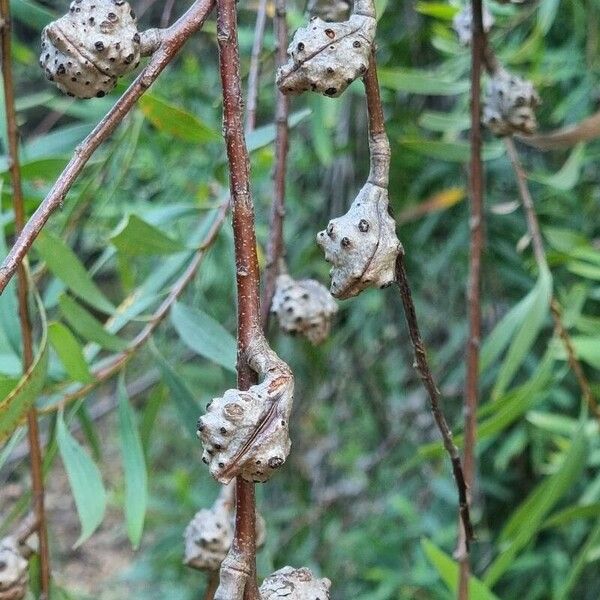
[482,69,540,136]
[0,537,28,600]
[307,0,351,22]
[271,273,338,344]
[452,4,494,46]
[197,335,294,484]
[40,0,162,99]
[184,483,266,572]
[259,566,332,600]
[276,0,376,97]
[317,182,401,299]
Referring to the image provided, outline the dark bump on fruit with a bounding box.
[95,40,105,51]
[341,237,351,248]
[297,42,305,51]
[96,90,105,97]
[133,32,140,43]
[325,87,337,96]
[353,40,361,48]
[325,28,335,39]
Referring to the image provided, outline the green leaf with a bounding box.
[492,265,552,400]
[556,336,600,369]
[484,429,587,586]
[111,215,187,256]
[35,231,115,314]
[153,349,200,438]
[12,0,54,30]
[0,292,49,443]
[57,411,107,547]
[418,111,470,133]
[48,322,93,383]
[530,143,585,191]
[246,109,311,153]
[421,539,500,599]
[399,138,505,162]
[59,295,128,352]
[556,520,600,600]
[138,94,219,143]
[543,503,600,529]
[481,292,534,373]
[567,261,600,281]
[415,2,458,20]
[378,68,469,95]
[117,378,147,549]
[170,302,236,372]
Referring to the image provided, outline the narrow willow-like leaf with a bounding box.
[138,94,219,143]
[421,539,500,599]
[170,302,236,372]
[59,295,128,352]
[48,322,93,383]
[111,215,187,256]
[492,265,552,400]
[117,378,147,549]
[0,289,49,443]
[57,412,107,547]
[35,231,114,314]
[484,429,587,586]
[152,348,200,438]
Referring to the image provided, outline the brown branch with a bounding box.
[204,571,220,600]
[504,137,600,421]
[362,50,473,549]
[0,0,216,295]
[458,0,485,595]
[215,0,263,597]
[0,4,51,595]
[245,0,268,132]
[260,0,289,328]
[37,202,228,415]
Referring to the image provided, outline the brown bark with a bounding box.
[458,0,485,597]
[0,3,51,595]
[215,0,263,596]
[261,0,289,328]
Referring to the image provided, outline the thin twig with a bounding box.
[0,0,216,294]
[260,0,289,328]
[215,0,263,597]
[0,4,51,595]
[362,50,473,548]
[204,570,220,600]
[245,0,269,132]
[395,255,474,547]
[458,1,485,595]
[38,202,228,415]
[504,137,599,421]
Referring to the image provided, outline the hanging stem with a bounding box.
[362,50,473,548]
[458,0,485,596]
[246,0,268,132]
[0,0,216,295]
[0,3,51,596]
[504,137,599,421]
[215,0,262,597]
[261,0,289,328]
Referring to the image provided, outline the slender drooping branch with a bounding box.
[37,202,228,415]
[261,0,289,328]
[245,0,268,132]
[362,50,473,547]
[459,1,485,595]
[0,3,51,595]
[215,0,263,597]
[504,137,599,420]
[0,0,216,295]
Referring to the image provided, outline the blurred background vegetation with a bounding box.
[1,0,600,598]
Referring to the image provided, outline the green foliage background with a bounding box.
[1,0,600,598]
